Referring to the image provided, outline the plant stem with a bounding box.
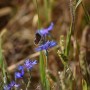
[81,2,90,24]
[45,50,48,69]
[45,50,50,90]
[44,0,49,22]
[33,0,41,28]
[26,70,31,90]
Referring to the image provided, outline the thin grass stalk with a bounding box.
[48,0,53,22]
[81,2,90,24]
[45,50,50,90]
[33,0,41,28]
[14,76,17,90]
[65,0,76,56]
[64,0,76,89]
[39,51,47,89]
[44,0,53,23]
[44,0,49,22]
[45,50,49,70]
[75,0,90,24]
[38,30,50,89]
[43,0,51,89]
[21,79,27,89]
[0,36,7,85]
[70,0,76,31]
[33,0,51,89]
[33,0,48,89]
[39,51,50,90]
[65,23,72,56]
[26,70,31,90]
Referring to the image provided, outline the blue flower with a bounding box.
[4,85,10,90]
[24,59,37,70]
[34,22,54,45]
[35,41,57,51]
[18,66,24,71]
[9,81,19,88]
[4,81,19,90]
[15,66,24,79]
[36,22,54,37]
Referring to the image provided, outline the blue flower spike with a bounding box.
[15,65,24,79]
[35,41,57,51]
[24,59,37,70]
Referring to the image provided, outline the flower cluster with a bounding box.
[15,59,37,79]
[24,59,37,70]
[4,22,55,89]
[4,59,37,90]
[15,65,24,79]
[35,22,57,51]
[35,41,57,51]
[4,81,19,90]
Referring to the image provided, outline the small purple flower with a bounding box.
[15,66,24,79]
[24,59,37,70]
[37,22,54,36]
[4,81,19,90]
[34,22,54,45]
[35,41,57,51]
[9,81,19,88]
[9,81,15,87]
[18,65,23,70]
[4,85,10,90]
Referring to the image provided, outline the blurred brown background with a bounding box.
[0,0,90,89]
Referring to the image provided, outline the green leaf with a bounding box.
[82,79,87,90]
[75,0,82,10]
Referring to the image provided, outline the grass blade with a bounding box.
[40,51,46,87]
[75,0,82,10]
[82,79,87,90]
[0,39,3,69]
[40,51,50,90]
[0,38,6,84]
[65,23,72,56]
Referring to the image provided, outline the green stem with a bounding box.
[21,79,27,89]
[0,38,7,84]
[39,51,46,89]
[15,76,17,90]
[26,70,31,90]
[45,50,48,69]
[45,50,50,90]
